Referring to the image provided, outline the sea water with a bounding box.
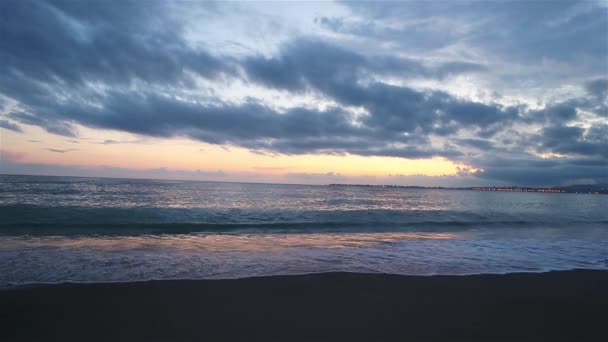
[1,174,606,286]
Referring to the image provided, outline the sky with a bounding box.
[0,0,607,186]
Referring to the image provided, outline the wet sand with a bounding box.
[1,270,607,341]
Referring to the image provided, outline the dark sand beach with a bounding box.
[1,269,607,341]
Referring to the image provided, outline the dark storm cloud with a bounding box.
[523,82,608,125]
[13,88,448,159]
[243,39,364,92]
[244,39,518,138]
[0,119,22,133]
[0,1,515,151]
[471,156,608,186]
[539,124,608,158]
[0,0,230,88]
[583,78,608,117]
[0,0,512,161]
[529,102,579,124]
[0,0,232,130]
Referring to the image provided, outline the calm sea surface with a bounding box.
[1,174,607,286]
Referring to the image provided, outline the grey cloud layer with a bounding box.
[337,0,607,66]
[1,0,607,185]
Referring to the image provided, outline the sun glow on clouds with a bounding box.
[1,123,463,182]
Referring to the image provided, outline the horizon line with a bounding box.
[1,172,604,191]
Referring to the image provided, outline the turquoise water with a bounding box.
[1,175,607,285]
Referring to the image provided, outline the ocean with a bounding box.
[1,174,606,286]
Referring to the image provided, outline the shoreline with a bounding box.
[2,270,607,341]
[3,267,606,289]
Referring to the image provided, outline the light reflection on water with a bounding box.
[0,232,460,252]
[1,229,606,286]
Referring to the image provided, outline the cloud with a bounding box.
[0,0,230,87]
[585,78,608,100]
[584,78,608,117]
[97,139,145,145]
[472,155,608,186]
[3,85,466,159]
[336,0,607,65]
[0,0,606,186]
[8,112,76,136]
[1,0,232,137]
[314,15,459,52]
[243,38,521,137]
[454,139,495,151]
[0,119,22,132]
[46,148,78,153]
[538,124,608,158]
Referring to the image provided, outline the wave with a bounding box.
[0,221,548,236]
[0,204,606,236]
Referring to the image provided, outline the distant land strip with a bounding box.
[328,184,608,194]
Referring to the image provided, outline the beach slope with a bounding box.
[1,270,607,341]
